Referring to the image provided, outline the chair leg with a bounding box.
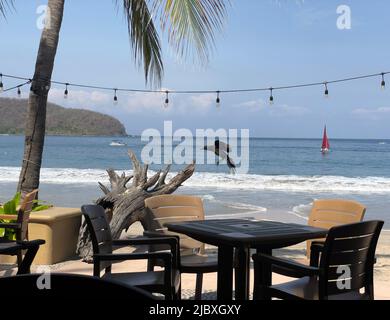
[17,245,39,275]
[176,283,182,300]
[253,249,272,300]
[16,251,23,268]
[195,273,203,300]
[147,259,155,272]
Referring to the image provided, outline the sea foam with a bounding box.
[1,167,390,193]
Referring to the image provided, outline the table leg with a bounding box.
[253,248,272,300]
[217,245,234,300]
[234,247,250,300]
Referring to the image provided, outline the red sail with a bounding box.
[322,126,330,150]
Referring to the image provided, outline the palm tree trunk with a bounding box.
[18,0,65,195]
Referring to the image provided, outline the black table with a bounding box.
[0,240,45,274]
[167,219,327,300]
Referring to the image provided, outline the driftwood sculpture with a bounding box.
[76,149,196,260]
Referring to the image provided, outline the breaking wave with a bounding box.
[1,167,390,193]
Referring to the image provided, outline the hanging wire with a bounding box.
[0,80,31,93]
[0,71,389,95]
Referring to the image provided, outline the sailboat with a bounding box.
[321,126,330,154]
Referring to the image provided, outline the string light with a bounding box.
[64,83,69,99]
[324,82,329,98]
[17,86,21,98]
[381,73,386,90]
[269,88,274,105]
[164,90,169,108]
[1,70,390,102]
[113,89,118,105]
[216,91,221,108]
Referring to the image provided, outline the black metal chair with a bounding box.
[0,273,155,298]
[252,220,384,300]
[81,205,181,300]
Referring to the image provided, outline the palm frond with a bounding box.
[119,0,163,87]
[153,0,228,63]
[0,0,14,18]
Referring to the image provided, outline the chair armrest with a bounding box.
[0,215,18,220]
[143,231,181,244]
[310,241,325,267]
[18,239,46,248]
[94,251,172,264]
[311,241,325,250]
[253,253,319,277]
[0,223,22,229]
[113,236,180,269]
[113,236,177,247]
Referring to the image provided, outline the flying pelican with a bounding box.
[203,139,236,173]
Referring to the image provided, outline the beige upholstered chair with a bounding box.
[144,195,218,300]
[270,199,366,279]
[307,199,366,258]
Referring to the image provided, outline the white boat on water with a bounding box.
[110,140,126,147]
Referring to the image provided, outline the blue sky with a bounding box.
[1,0,390,138]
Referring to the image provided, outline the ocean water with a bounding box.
[0,135,389,227]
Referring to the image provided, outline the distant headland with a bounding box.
[0,98,127,136]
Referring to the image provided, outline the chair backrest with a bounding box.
[81,205,113,272]
[17,189,39,241]
[0,273,154,299]
[144,195,205,253]
[307,199,366,257]
[318,220,383,299]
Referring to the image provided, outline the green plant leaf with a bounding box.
[32,205,52,212]
[3,198,16,215]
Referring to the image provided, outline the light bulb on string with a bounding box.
[324,82,329,98]
[0,74,3,93]
[269,88,274,105]
[381,73,386,90]
[216,91,221,109]
[164,91,169,108]
[113,89,118,105]
[64,83,69,99]
[17,86,22,98]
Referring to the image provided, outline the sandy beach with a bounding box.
[1,222,389,299]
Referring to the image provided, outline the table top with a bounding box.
[167,219,328,248]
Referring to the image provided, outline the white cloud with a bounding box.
[352,107,390,120]
[238,99,309,116]
[188,93,215,108]
[237,99,266,111]
[269,104,310,117]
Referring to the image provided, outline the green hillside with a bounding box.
[0,98,127,136]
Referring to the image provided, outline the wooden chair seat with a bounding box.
[180,254,218,273]
[102,270,181,294]
[269,276,369,300]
